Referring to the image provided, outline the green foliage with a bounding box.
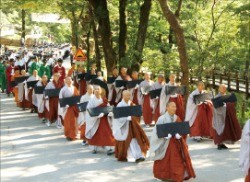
[235,93,250,127]
[2,0,249,74]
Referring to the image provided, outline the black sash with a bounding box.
[156,122,190,138]
[212,93,237,108]
[87,106,113,117]
[193,92,212,105]
[149,88,162,99]
[113,105,142,118]
[44,88,61,97]
[77,102,88,112]
[59,95,81,107]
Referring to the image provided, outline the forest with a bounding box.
[1,0,249,124]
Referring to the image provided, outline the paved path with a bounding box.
[0,93,245,182]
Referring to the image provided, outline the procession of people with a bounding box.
[0,45,249,182]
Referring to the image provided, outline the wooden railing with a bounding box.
[176,69,250,97]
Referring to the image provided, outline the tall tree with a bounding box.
[89,0,117,74]
[21,9,26,46]
[158,0,189,96]
[118,0,127,63]
[88,4,101,71]
[133,0,152,66]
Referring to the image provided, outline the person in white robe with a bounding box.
[114,67,131,104]
[44,72,64,127]
[239,119,250,181]
[36,75,49,123]
[85,86,115,155]
[25,70,40,113]
[96,71,106,82]
[150,74,165,123]
[78,84,94,146]
[107,68,119,106]
[138,72,154,127]
[150,101,196,181]
[185,81,213,142]
[59,76,79,141]
[18,70,29,110]
[128,71,140,105]
[112,90,149,162]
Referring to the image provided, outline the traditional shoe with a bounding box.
[195,137,202,142]
[135,157,145,163]
[81,141,87,146]
[221,144,228,149]
[56,124,62,129]
[107,149,114,156]
[66,137,73,141]
[46,121,51,127]
[119,158,128,162]
[217,144,228,150]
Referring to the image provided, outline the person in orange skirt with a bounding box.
[11,68,21,106]
[59,76,80,141]
[112,90,149,162]
[85,86,115,155]
[239,119,250,182]
[150,102,196,181]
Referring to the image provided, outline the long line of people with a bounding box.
[1,54,249,181]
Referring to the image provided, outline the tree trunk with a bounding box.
[89,0,117,75]
[168,27,174,48]
[89,4,102,71]
[158,0,189,99]
[86,25,91,62]
[134,0,152,66]
[71,11,79,48]
[118,0,127,65]
[21,9,25,46]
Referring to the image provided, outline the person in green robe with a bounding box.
[0,58,7,93]
[29,56,41,75]
[38,59,51,80]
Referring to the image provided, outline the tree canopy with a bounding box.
[1,0,249,75]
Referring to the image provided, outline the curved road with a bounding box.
[0,93,245,182]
